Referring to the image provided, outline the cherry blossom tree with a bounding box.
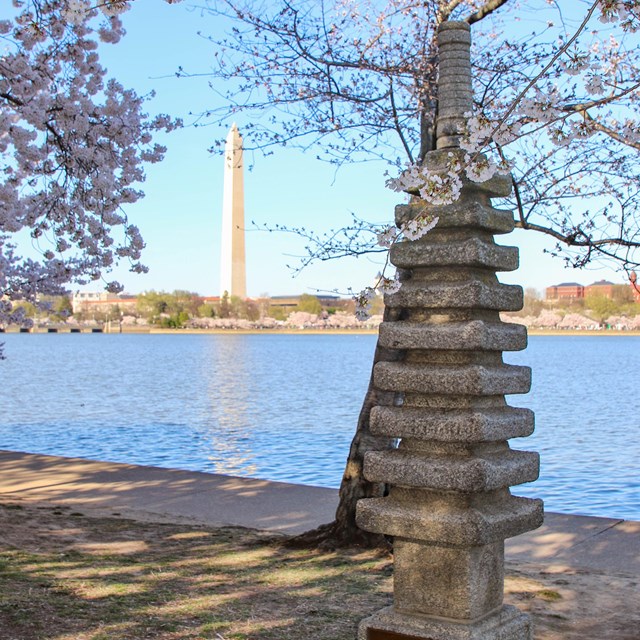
[0,0,181,341]
[197,0,640,280]
[191,0,640,546]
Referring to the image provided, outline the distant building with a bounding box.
[268,294,342,311]
[545,279,640,302]
[545,282,584,300]
[72,292,137,315]
[585,279,615,298]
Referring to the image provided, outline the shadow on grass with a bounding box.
[1,503,639,640]
[0,503,392,639]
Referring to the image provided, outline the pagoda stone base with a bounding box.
[358,605,532,640]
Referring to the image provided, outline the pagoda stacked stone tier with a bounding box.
[356,22,543,640]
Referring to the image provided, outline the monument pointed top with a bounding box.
[226,123,243,146]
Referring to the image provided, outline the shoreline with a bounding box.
[526,329,640,336]
[1,448,638,524]
[0,327,380,335]
[147,327,380,335]
[2,326,640,336]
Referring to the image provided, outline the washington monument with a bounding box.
[219,123,246,298]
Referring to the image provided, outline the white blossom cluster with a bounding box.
[376,214,439,249]
[376,271,401,294]
[401,214,439,241]
[0,0,181,332]
[464,153,513,182]
[353,286,376,320]
[352,271,402,319]
[598,0,640,30]
[352,211,439,320]
[460,112,493,153]
[463,112,518,148]
[61,0,90,25]
[376,225,397,248]
[386,163,462,206]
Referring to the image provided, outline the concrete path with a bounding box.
[0,450,638,576]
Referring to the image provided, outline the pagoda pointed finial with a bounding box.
[436,21,473,149]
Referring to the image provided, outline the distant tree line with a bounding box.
[9,291,380,328]
[509,287,640,325]
[11,288,638,329]
[9,296,73,324]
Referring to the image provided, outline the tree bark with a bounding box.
[287,307,403,549]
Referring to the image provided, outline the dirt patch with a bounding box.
[0,502,638,640]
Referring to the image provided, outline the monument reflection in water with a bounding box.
[202,335,258,477]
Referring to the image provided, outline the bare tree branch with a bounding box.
[565,106,640,153]
[465,0,512,25]
[485,1,600,138]
[389,79,414,163]
[438,0,466,22]
[512,220,639,250]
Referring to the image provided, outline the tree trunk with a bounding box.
[287,307,402,549]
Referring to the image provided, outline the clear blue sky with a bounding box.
[88,0,626,297]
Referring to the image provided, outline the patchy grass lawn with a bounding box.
[0,503,391,639]
[0,502,638,640]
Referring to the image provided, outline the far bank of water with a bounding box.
[0,333,638,521]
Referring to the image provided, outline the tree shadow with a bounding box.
[0,450,338,535]
[0,502,392,639]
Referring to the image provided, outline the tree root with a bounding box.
[282,520,391,551]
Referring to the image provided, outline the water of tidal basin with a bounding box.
[0,332,638,521]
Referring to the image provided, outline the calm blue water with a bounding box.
[0,333,638,521]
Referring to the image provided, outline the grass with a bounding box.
[1,503,639,640]
[0,504,392,639]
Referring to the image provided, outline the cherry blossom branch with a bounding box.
[389,79,415,163]
[438,0,466,22]
[465,0,512,25]
[193,0,640,301]
[0,0,180,328]
[483,0,600,141]
[564,105,640,153]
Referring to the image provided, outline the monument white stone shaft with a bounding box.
[220,123,247,298]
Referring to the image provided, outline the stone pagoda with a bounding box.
[356,21,543,640]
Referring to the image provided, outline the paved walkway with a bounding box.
[0,450,638,575]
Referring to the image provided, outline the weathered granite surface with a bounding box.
[359,605,533,640]
[356,20,542,640]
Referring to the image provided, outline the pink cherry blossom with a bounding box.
[1,0,181,338]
